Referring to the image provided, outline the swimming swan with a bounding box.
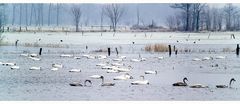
[100,76,115,86]
[216,78,236,88]
[89,75,102,79]
[172,77,188,86]
[69,80,92,87]
[189,84,208,88]
[144,70,157,74]
[113,73,133,80]
[69,69,81,72]
[10,66,20,70]
[131,75,149,85]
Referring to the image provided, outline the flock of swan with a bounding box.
[0,51,233,89]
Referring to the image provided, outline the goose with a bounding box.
[111,63,124,66]
[60,54,73,58]
[51,68,58,71]
[145,70,157,74]
[30,67,41,70]
[192,58,201,61]
[3,62,16,66]
[10,66,20,70]
[89,75,102,79]
[52,64,63,68]
[216,56,226,59]
[216,78,236,88]
[189,84,208,88]
[69,80,92,87]
[115,66,132,72]
[106,69,119,73]
[131,75,149,85]
[113,73,133,80]
[113,58,123,61]
[100,76,115,86]
[69,69,81,72]
[172,77,188,86]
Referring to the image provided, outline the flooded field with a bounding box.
[1,32,240,100]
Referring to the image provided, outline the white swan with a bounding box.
[89,75,102,79]
[118,56,127,59]
[20,53,29,57]
[113,73,133,80]
[131,75,149,85]
[106,69,119,73]
[82,54,95,59]
[115,66,132,72]
[130,59,141,62]
[100,76,115,86]
[28,57,41,61]
[30,67,41,70]
[51,68,58,71]
[69,69,81,72]
[192,58,201,61]
[52,64,63,68]
[202,57,212,61]
[189,84,208,88]
[29,53,38,57]
[145,70,157,74]
[60,54,73,58]
[113,58,123,61]
[157,56,164,60]
[111,63,124,66]
[74,56,81,59]
[216,56,226,59]
[10,66,20,70]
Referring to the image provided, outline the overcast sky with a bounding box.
[3,3,240,27]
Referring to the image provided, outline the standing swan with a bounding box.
[69,80,92,87]
[131,75,149,85]
[100,76,115,86]
[172,77,188,86]
[216,78,236,88]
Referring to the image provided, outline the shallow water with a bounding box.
[0,44,240,100]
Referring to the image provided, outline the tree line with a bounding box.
[166,3,240,32]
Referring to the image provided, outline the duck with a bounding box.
[113,73,133,80]
[189,84,208,88]
[192,58,201,61]
[216,56,226,59]
[52,64,63,68]
[60,54,73,58]
[89,75,102,79]
[30,67,41,70]
[2,62,16,66]
[100,76,115,86]
[144,70,157,74]
[172,77,188,86]
[69,69,81,72]
[216,78,236,88]
[131,75,149,85]
[10,66,20,70]
[50,68,58,71]
[69,80,92,87]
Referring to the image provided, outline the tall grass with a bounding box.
[145,43,168,52]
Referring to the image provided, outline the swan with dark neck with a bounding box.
[216,78,236,88]
[172,77,188,86]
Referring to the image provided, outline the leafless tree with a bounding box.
[165,15,175,31]
[71,5,82,32]
[223,3,238,31]
[103,4,125,32]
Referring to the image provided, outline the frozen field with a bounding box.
[0,32,240,100]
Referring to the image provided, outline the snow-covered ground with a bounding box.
[0,32,240,100]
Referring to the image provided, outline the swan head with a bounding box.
[155,71,157,74]
[100,76,104,79]
[183,77,188,83]
[84,80,92,86]
[229,78,236,87]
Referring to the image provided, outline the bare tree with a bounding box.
[71,6,82,32]
[103,4,125,32]
[224,3,238,31]
[12,4,16,25]
[165,15,175,31]
[48,3,52,26]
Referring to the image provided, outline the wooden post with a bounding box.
[168,45,171,57]
[175,50,178,55]
[237,44,239,57]
[173,45,176,52]
[39,48,42,55]
[108,48,111,56]
[115,47,119,56]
